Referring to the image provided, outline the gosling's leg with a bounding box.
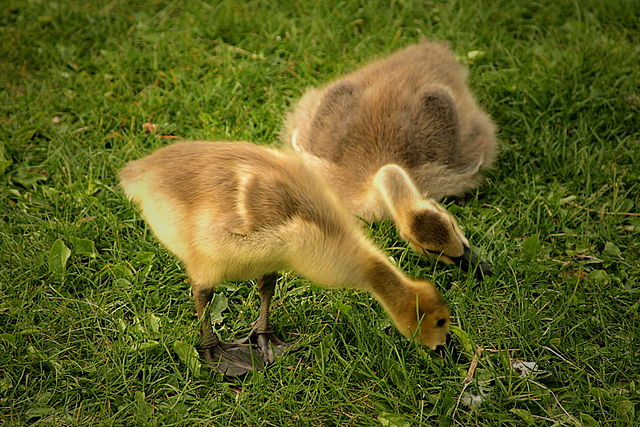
[193,286,264,376]
[235,273,293,364]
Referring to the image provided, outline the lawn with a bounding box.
[1,0,639,425]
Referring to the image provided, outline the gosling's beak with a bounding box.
[434,333,453,357]
[451,245,492,280]
[435,334,467,363]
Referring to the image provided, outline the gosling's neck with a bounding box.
[372,164,423,224]
[289,223,408,297]
[358,252,412,310]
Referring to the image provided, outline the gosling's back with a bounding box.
[120,141,352,283]
[284,41,497,201]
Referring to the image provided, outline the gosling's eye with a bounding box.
[436,318,447,328]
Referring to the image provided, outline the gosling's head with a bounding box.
[388,280,451,350]
[400,201,491,279]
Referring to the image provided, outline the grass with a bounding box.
[1,0,639,425]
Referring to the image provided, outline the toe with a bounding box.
[257,334,276,364]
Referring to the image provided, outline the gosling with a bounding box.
[120,141,450,376]
[282,41,497,278]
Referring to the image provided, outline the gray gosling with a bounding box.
[120,141,450,376]
[282,41,497,278]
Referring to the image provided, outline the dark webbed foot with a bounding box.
[232,272,299,365]
[235,327,296,365]
[194,286,265,376]
[196,273,298,374]
[200,341,264,377]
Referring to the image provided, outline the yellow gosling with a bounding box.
[120,141,450,376]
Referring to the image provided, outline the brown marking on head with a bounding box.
[403,206,468,261]
[410,210,450,247]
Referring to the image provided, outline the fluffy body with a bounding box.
[283,41,497,212]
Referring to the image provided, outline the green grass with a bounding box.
[1,0,639,425]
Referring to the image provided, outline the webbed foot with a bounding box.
[200,342,265,377]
